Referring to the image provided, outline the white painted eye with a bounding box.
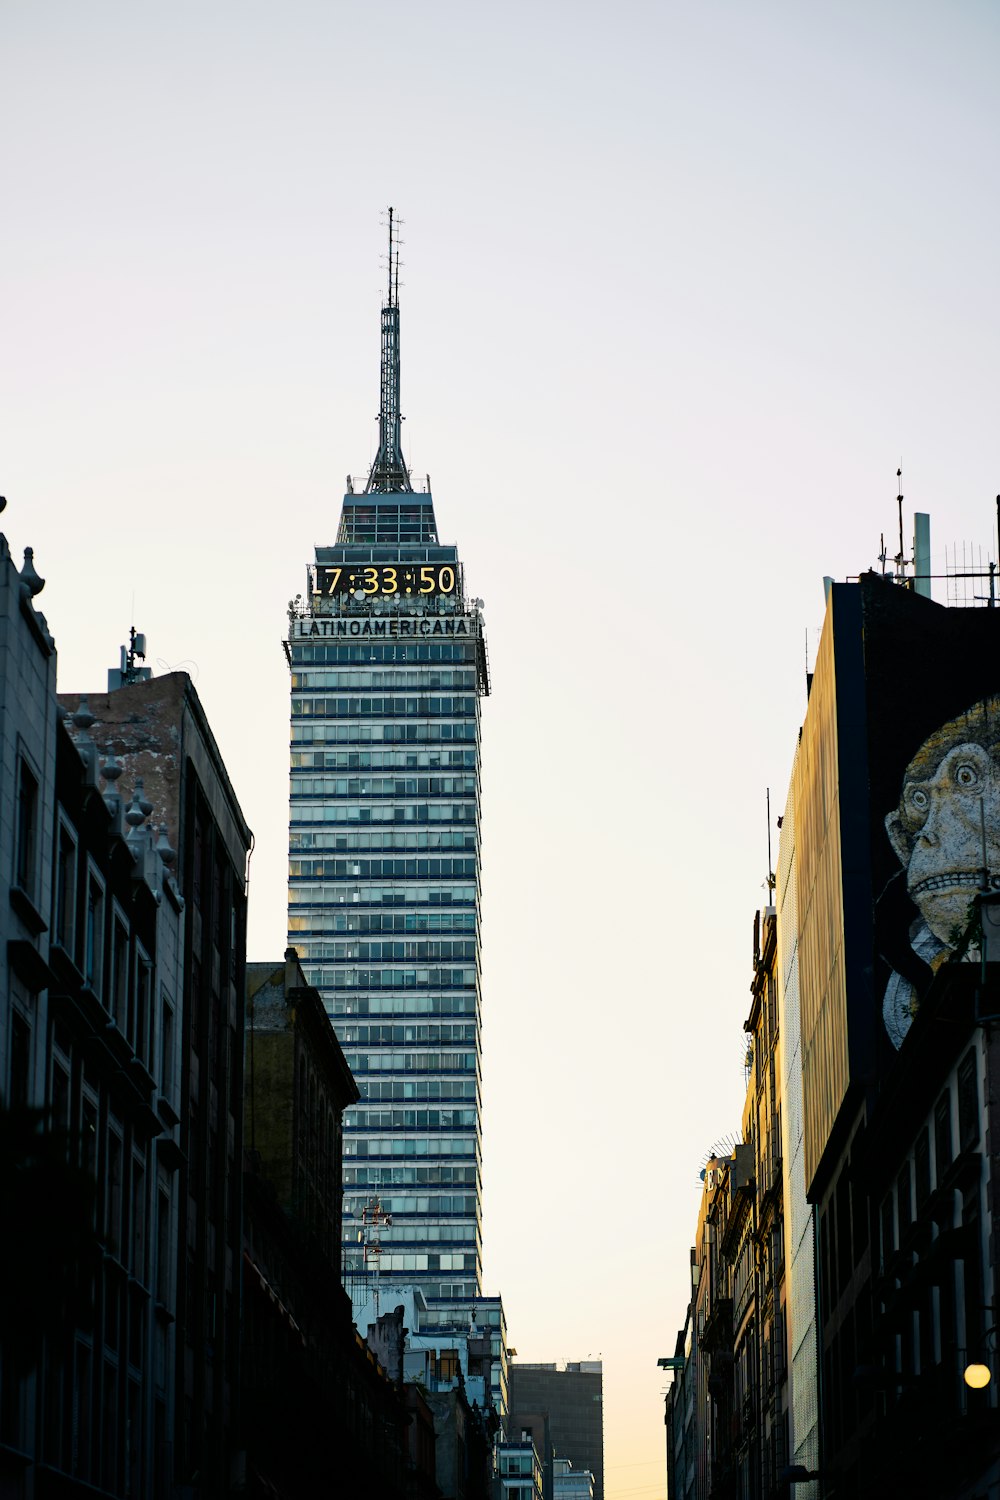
[909,787,929,811]
[955,762,979,788]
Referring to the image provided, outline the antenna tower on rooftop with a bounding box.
[365,207,413,496]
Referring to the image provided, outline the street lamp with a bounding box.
[963,1325,996,1389]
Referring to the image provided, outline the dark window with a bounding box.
[85,877,104,993]
[10,1010,31,1108]
[14,756,39,895]
[51,1062,71,1139]
[881,1188,893,1272]
[156,1192,170,1305]
[131,1160,146,1280]
[74,1341,92,1479]
[107,1132,123,1256]
[54,823,77,951]
[189,960,201,1054]
[112,921,129,1032]
[135,959,151,1068]
[914,1127,931,1211]
[191,816,205,909]
[161,1000,174,1097]
[957,1049,980,1151]
[896,1164,912,1238]
[934,1089,953,1182]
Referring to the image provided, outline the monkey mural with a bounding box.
[880,695,1000,1047]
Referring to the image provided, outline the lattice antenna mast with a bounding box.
[365,207,413,495]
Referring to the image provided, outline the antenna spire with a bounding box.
[365,207,413,495]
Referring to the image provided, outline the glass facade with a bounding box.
[287,488,490,1302]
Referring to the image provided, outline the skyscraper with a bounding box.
[286,212,490,1304]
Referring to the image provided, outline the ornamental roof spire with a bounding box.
[364,207,413,495]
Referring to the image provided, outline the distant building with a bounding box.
[508,1363,604,1500]
[745,906,790,1492]
[284,217,491,1311]
[497,1432,544,1500]
[552,1457,594,1500]
[357,1285,501,1497]
[774,774,820,1498]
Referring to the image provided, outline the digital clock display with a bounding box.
[312,563,458,598]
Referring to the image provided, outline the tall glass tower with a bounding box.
[286,212,490,1303]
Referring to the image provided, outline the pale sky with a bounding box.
[4,3,999,1494]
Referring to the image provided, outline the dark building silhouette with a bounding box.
[242,951,410,1499]
[0,528,250,1499]
[60,672,252,1499]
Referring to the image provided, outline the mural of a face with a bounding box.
[885,700,1000,947]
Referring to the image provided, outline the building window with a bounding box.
[9,1007,32,1109]
[131,1159,146,1282]
[133,952,152,1069]
[957,1048,980,1151]
[54,818,78,953]
[14,755,39,898]
[934,1089,953,1182]
[107,1128,123,1258]
[914,1127,931,1211]
[156,1191,171,1306]
[84,872,105,996]
[160,998,175,1100]
[111,916,129,1031]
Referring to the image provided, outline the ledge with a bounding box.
[7,938,54,993]
[9,884,47,936]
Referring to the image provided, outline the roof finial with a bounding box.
[365,207,412,495]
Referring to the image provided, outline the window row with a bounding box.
[291,775,478,797]
[358,1079,478,1102]
[344,1164,479,1188]
[291,748,477,771]
[290,882,477,907]
[332,993,477,1017]
[291,831,478,853]
[292,695,477,718]
[342,1051,478,1075]
[338,1023,477,1046]
[343,1137,479,1159]
[291,669,477,690]
[290,721,478,745]
[879,1044,982,1268]
[349,1222,479,1246]
[348,1107,478,1130]
[342,1251,476,1273]
[53,830,177,1092]
[290,816,479,840]
[289,857,478,880]
[293,911,477,936]
[343,1193,478,1216]
[310,939,477,962]
[313,966,477,989]
[291,642,477,663]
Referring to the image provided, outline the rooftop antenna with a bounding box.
[894,466,906,584]
[365,207,413,496]
[765,788,776,900]
[360,1194,393,1317]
